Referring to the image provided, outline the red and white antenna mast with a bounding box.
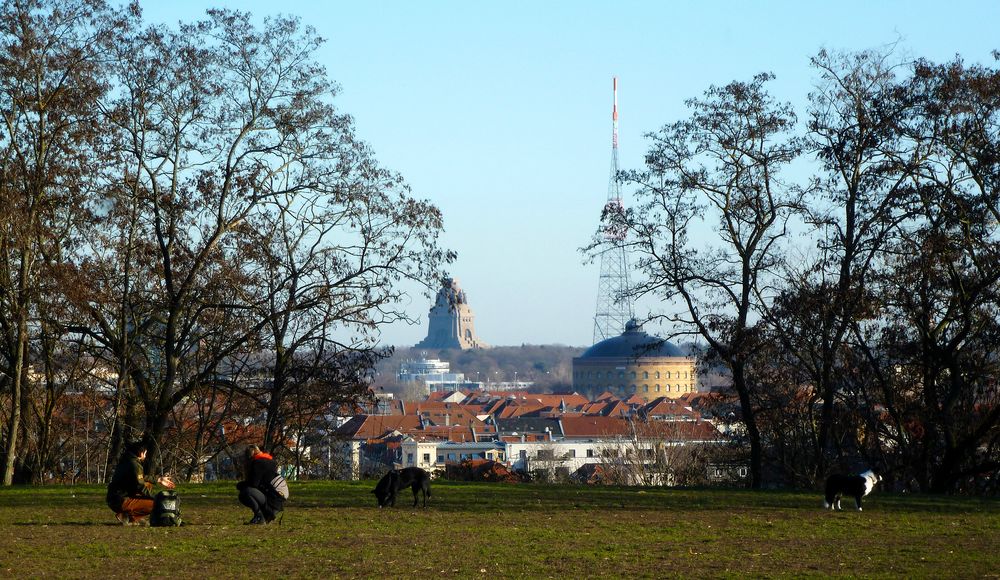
[593,76,634,344]
[612,76,619,149]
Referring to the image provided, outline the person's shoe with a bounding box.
[245,513,264,525]
[115,512,132,526]
[136,517,150,527]
[263,509,279,524]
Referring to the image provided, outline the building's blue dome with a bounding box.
[581,319,686,359]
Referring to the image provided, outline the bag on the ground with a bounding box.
[270,474,289,499]
[151,489,182,527]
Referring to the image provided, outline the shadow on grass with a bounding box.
[12,521,121,526]
[11,520,228,527]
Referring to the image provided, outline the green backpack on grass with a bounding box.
[151,490,182,527]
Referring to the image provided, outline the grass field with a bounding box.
[0,480,997,578]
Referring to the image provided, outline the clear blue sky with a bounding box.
[139,1,999,347]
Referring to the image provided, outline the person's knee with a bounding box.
[239,486,267,511]
[238,489,255,508]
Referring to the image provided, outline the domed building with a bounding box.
[572,320,697,401]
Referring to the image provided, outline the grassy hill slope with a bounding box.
[1,481,997,578]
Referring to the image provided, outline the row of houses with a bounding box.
[328,389,735,484]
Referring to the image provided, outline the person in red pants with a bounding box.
[106,440,174,525]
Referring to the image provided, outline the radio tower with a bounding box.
[592,76,634,343]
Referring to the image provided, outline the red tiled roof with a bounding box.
[559,416,632,438]
[641,397,699,420]
[528,393,591,409]
[641,420,722,442]
[333,415,423,439]
[496,402,550,419]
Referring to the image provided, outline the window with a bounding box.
[519,450,527,459]
[537,449,554,460]
[567,449,576,458]
[447,453,456,461]
[437,455,444,462]
[618,371,625,379]
[407,453,414,464]
[643,371,649,379]
[655,371,661,379]
[643,385,649,392]
[586,448,595,458]
[630,371,636,379]
[423,453,431,464]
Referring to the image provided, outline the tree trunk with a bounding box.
[3,316,27,485]
[731,367,763,489]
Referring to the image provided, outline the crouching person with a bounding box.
[236,445,284,525]
[106,440,175,525]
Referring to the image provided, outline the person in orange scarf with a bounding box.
[236,444,285,524]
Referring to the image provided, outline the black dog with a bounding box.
[372,467,431,508]
[824,469,880,511]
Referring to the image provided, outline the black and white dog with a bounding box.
[372,467,431,508]
[824,469,880,511]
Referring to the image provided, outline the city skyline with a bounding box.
[141,0,1000,347]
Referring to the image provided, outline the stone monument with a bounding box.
[414,278,488,350]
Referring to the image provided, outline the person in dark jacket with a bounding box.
[106,440,174,525]
[236,444,284,524]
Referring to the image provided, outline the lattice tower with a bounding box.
[593,76,634,343]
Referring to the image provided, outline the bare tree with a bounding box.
[598,419,717,487]
[0,0,118,485]
[236,138,450,451]
[62,9,451,474]
[780,48,920,480]
[613,74,803,487]
[866,55,1000,492]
